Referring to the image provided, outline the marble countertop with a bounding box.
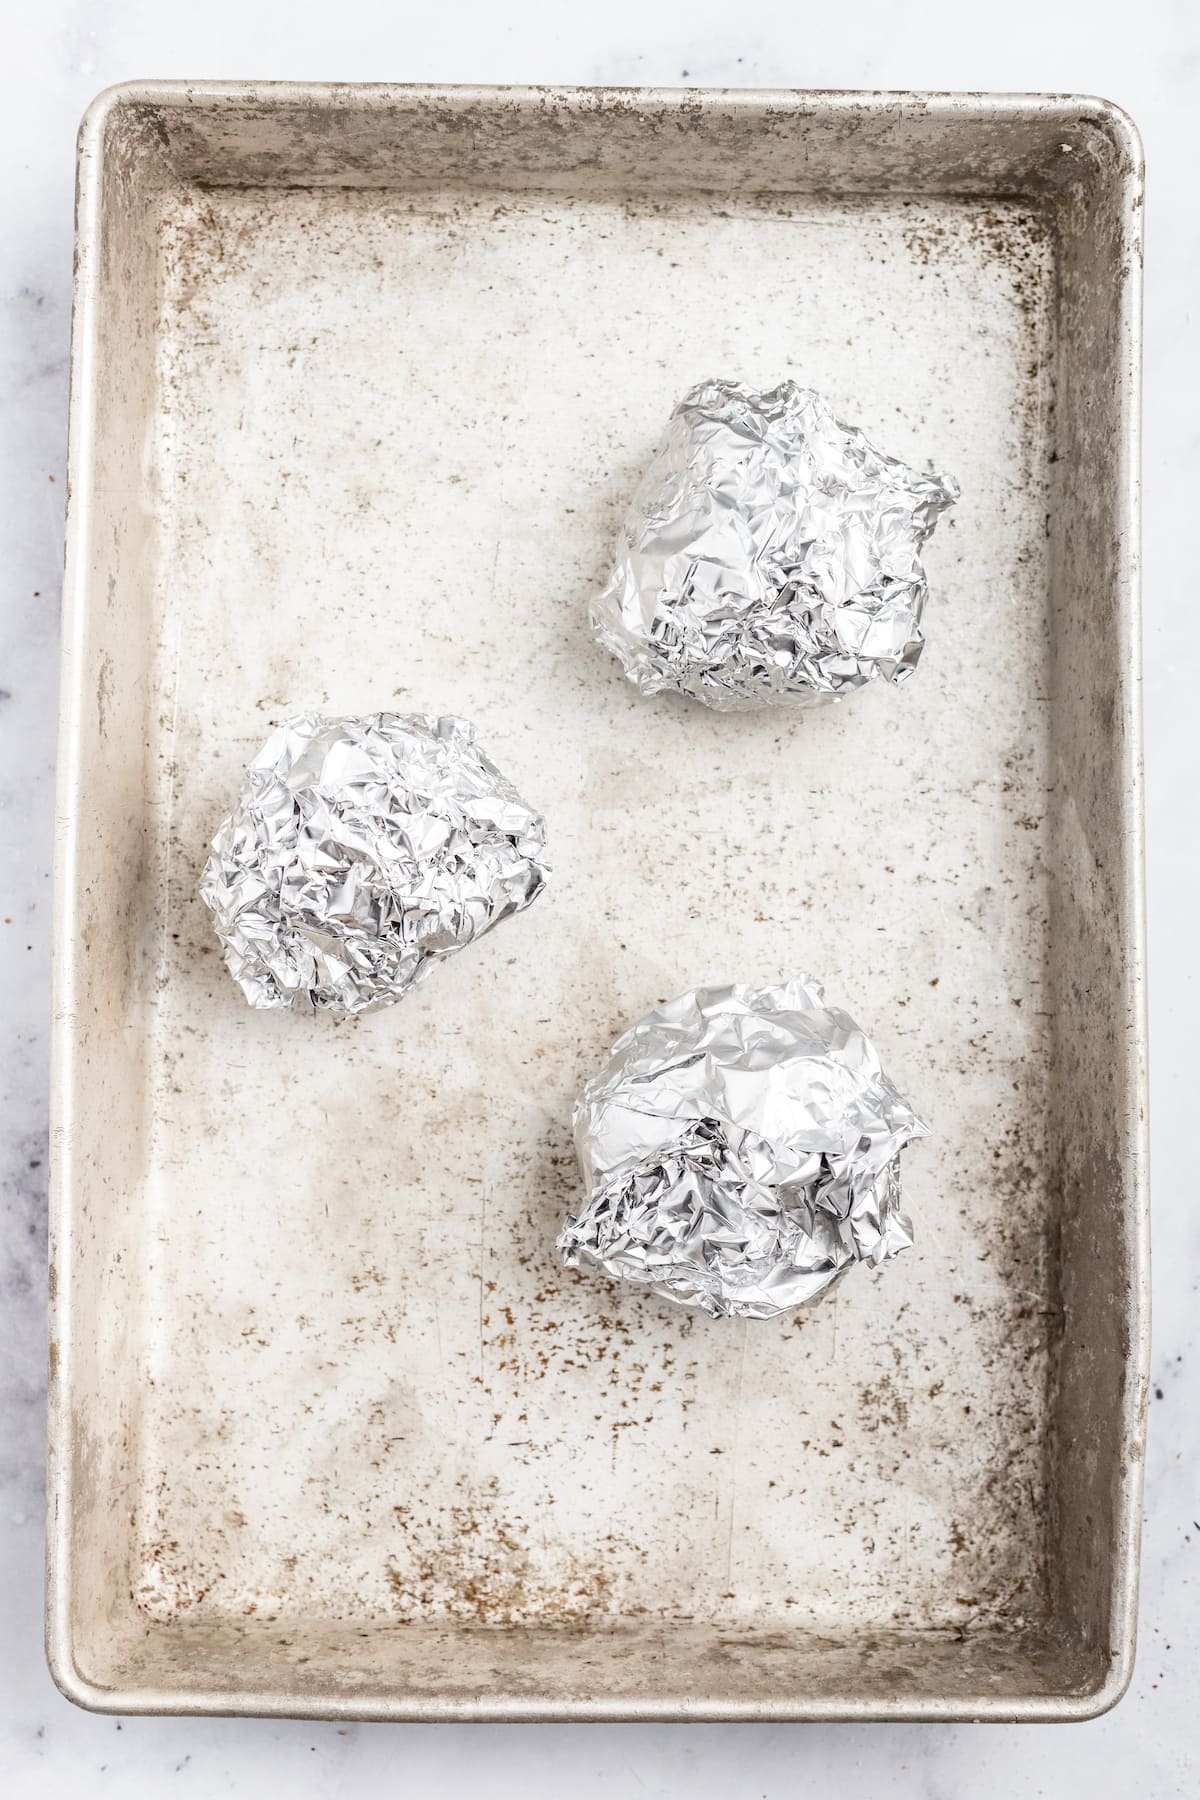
[1,2,1193,1794]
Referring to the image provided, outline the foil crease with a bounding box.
[559,979,926,1319]
[591,379,958,709]
[199,712,549,1015]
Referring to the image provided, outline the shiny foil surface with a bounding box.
[199,712,549,1015]
[592,379,958,709]
[559,979,926,1319]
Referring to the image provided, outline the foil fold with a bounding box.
[199,712,549,1015]
[558,979,926,1319]
[591,379,958,709]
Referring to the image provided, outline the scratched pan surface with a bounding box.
[49,85,1147,1720]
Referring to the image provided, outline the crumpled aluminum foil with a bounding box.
[558,979,926,1319]
[591,379,958,709]
[199,712,549,1015]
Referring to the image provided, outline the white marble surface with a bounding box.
[0,2,1193,1793]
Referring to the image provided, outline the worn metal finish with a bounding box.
[48,83,1147,1722]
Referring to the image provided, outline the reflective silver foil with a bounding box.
[559,979,926,1319]
[592,379,958,709]
[199,712,549,1015]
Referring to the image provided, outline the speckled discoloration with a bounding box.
[49,84,1146,1722]
[134,173,1059,1633]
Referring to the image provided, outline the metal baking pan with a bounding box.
[48,82,1147,1722]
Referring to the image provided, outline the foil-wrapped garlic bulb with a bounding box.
[592,379,958,710]
[559,978,926,1319]
[199,711,549,1016]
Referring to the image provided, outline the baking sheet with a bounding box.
[48,84,1148,1720]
